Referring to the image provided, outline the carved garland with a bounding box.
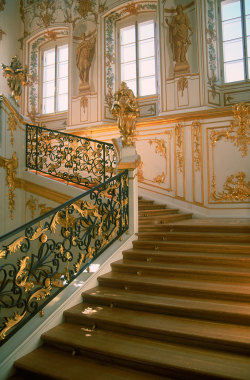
[191,121,202,172]
[175,123,184,173]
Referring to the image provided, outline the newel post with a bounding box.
[111,82,140,234]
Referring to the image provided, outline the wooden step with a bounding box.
[164,222,250,234]
[138,213,193,227]
[137,231,250,244]
[64,302,250,354]
[123,248,250,267]
[83,286,250,325]
[97,272,250,302]
[133,240,250,254]
[41,323,250,379]
[138,204,166,211]
[14,346,166,380]
[138,209,180,217]
[111,259,250,283]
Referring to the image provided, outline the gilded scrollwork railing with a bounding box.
[0,170,129,344]
[26,124,116,187]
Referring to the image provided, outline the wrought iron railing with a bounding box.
[26,124,116,187]
[0,170,129,345]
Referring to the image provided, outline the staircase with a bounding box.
[10,198,250,379]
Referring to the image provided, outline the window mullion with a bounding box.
[135,21,139,97]
[55,45,58,113]
[241,0,248,79]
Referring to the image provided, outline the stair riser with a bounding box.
[64,313,250,355]
[111,265,250,283]
[133,242,250,254]
[97,278,250,302]
[83,292,250,326]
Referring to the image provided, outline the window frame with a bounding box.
[40,39,69,115]
[218,0,250,84]
[117,12,157,98]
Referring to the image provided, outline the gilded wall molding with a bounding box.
[8,114,18,147]
[0,153,18,219]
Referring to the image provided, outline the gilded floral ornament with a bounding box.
[0,152,18,219]
[226,103,250,157]
[175,123,184,173]
[210,103,250,157]
[0,0,6,40]
[211,172,250,202]
[2,56,31,102]
[191,121,202,172]
[111,82,140,146]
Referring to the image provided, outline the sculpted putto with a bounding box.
[74,30,96,93]
[166,5,193,73]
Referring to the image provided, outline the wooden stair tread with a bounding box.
[124,248,250,260]
[14,346,166,380]
[64,302,250,350]
[98,272,250,298]
[41,323,250,379]
[137,231,250,243]
[112,259,250,274]
[83,286,250,320]
[133,240,250,253]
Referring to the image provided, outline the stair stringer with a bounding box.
[0,233,137,380]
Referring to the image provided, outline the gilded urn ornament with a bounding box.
[2,56,30,102]
[111,82,140,146]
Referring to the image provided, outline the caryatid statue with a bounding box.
[111,82,140,147]
[166,4,193,74]
[74,29,96,93]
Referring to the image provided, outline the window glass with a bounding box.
[224,60,245,82]
[42,44,68,114]
[120,19,156,97]
[220,0,249,82]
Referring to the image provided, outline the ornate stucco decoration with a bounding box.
[177,76,188,96]
[210,103,250,157]
[74,29,96,93]
[149,138,167,158]
[153,172,165,184]
[165,4,193,75]
[8,114,18,147]
[0,0,6,40]
[26,195,38,219]
[0,153,18,219]
[111,82,140,146]
[2,56,31,102]
[137,161,144,182]
[211,172,250,202]
[208,70,217,99]
[175,123,184,173]
[80,95,88,112]
[191,121,202,171]
[226,103,250,157]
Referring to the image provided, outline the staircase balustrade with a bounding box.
[26,124,117,187]
[0,170,129,344]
